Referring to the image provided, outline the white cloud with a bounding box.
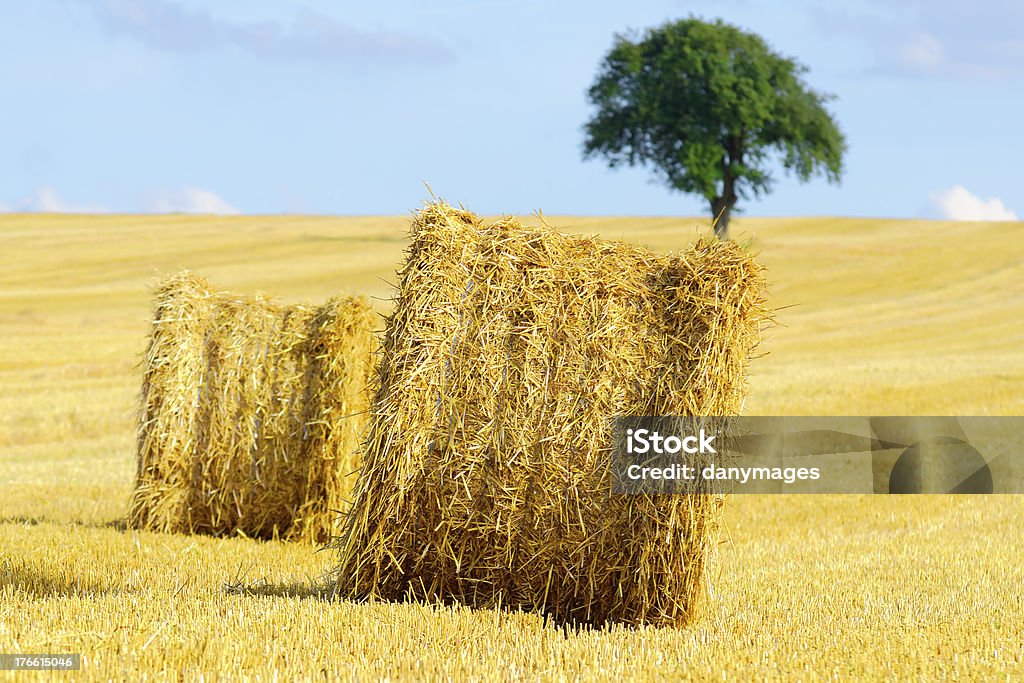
[895,32,944,73]
[77,0,455,67]
[0,186,241,214]
[929,185,1018,221]
[812,1,1024,80]
[29,187,73,212]
[0,187,105,213]
[148,187,240,214]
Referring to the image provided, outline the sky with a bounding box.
[0,0,1021,219]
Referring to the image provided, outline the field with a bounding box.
[1,213,1023,680]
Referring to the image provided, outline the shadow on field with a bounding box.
[0,515,130,531]
[218,564,636,634]
[222,577,336,601]
[0,557,118,598]
[101,518,130,531]
[220,578,614,634]
[0,515,47,526]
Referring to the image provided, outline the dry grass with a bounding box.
[335,203,767,626]
[129,272,376,542]
[1,212,1023,680]
[2,498,1021,680]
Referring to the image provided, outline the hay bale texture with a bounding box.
[129,272,376,542]
[333,202,768,626]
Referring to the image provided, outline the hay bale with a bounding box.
[129,272,376,542]
[333,202,768,626]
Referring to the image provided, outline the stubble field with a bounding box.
[1,212,1023,680]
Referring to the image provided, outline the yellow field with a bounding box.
[1,213,1023,680]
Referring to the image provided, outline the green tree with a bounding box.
[583,17,846,239]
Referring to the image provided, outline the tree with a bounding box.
[582,17,846,239]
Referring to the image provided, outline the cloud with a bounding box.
[0,186,240,214]
[811,0,1024,80]
[0,187,106,213]
[894,32,944,74]
[77,0,455,66]
[147,187,240,214]
[28,187,78,212]
[929,185,1018,221]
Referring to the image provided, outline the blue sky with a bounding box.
[1,0,1021,219]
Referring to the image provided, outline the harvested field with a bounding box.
[1,212,1022,680]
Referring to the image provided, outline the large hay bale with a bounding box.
[333,202,768,626]
[129,272,376,542]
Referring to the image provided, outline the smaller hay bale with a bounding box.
[129,272,376,542]
[332,201,768,626]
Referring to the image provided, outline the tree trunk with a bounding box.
[711,169,737,240]
[710,196,732,240]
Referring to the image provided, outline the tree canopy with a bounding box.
[583,17,847,238]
